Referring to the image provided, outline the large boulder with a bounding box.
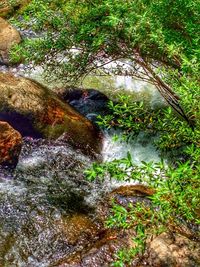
[0,17,21,64]
[0,121,22,166]
[0,72,102,154]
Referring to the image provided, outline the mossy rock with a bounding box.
[0,0,30,18]
[0,17,21,63]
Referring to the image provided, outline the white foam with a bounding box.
[102,130,160,164]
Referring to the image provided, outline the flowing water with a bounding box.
[0,139,98,266]
[0,37,167,265]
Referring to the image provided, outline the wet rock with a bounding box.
[82,185,200,267]
[0,72,103,154]
[56,227,132,267]
[0,121,22,166]
[110,184,155,198]
[53,213,107,266]
[111,185,155,207]
[56,87,110,124]
[76,230,133,267]
[96,184,155,221]
[60,213,100,246]
[0,17,21,64]
[55,185,155,267]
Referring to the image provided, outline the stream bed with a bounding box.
[0,46,165,266]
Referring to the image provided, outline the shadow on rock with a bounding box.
[0,72,103,156]
[56,87,110,126]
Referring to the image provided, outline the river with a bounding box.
[0,45,167,266]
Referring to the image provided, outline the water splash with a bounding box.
[102,130,160,164]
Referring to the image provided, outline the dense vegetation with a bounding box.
[85,95,200,265]
[10,0,200,122]
[9,0,200,265]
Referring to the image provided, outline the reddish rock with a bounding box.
[0,121,22,166]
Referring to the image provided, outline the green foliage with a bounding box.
[97,96,149,134]
[111,223,146,267]
[86,151,200,224]
[85,146,200,264]
[9,0,199,125]
[8,0,200,265]
[9,0,200,84]
[85,84,200,264]
[97,78,200,151]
